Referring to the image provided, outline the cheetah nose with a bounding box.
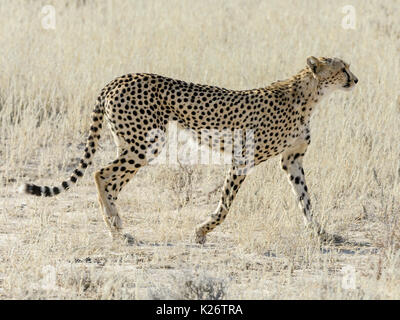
[354,78,358,84]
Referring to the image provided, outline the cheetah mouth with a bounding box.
[342,82,355,91]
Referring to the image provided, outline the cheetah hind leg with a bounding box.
[94,170,124,240]
[94,157,141,245]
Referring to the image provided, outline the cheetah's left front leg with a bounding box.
[280,143,324,236]
[195,166,247,244]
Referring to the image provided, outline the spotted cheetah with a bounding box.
[20,56,358,244]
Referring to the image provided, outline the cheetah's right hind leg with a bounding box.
[94,151,144,243]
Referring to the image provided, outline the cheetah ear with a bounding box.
[306,56,320,74]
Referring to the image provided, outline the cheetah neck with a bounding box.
[290,68,335,119]
[267,68,323,121]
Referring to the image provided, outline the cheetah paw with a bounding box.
[122,233,137,245]
[318,230,345,245]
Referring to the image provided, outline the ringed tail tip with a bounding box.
[18,184,29,194]
[19,183,61,197]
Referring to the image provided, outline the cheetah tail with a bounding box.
[19,100,105,197]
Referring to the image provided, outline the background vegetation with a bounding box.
[0,0,399,299]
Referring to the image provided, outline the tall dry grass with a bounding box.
[0,0,399,299]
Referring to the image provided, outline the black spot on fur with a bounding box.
[74,169,83,177]
[28,184,42,196]
[44,186,51,197]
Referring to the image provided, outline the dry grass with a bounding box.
[0,0,399,299]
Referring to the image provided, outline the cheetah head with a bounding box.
[307,56,358,91]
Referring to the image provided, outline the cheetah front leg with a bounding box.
[195,166,247,244]
[280,143,325,237]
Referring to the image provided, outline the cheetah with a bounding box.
[20,56,358,244]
